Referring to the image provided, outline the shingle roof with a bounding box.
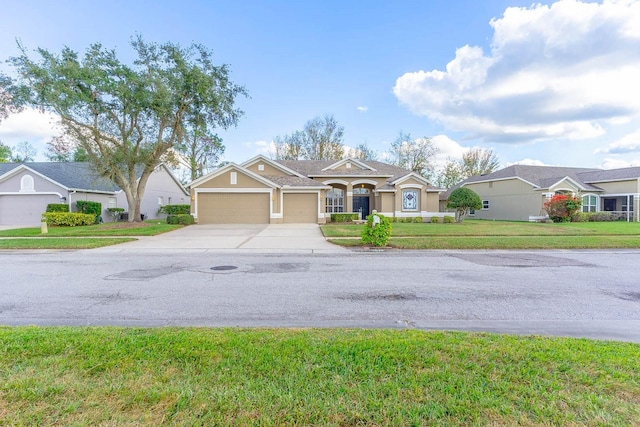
[279,160,418,180]
[577,167,640,182]
[262,175,330,188]
[463,164,605,190]
[0,162,120,192]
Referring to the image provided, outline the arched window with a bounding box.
[20,175,35,192]
[325,187,344,213]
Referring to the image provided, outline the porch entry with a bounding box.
[353,196,370,219]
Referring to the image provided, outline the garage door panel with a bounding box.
[198,193,269,224]
[283,193,317,223]
[0,195,60,226]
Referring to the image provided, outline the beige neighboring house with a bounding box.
[188,155,444,224]
[451,164,640,222]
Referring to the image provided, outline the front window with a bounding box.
[326,187,344,213]
[482,200,489,210]
[582,195,597,213]
[402,190,418,211]
[353,187,370,195]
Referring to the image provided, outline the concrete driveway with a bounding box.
[96,223,346,253]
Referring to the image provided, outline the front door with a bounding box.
[353,196,370,219]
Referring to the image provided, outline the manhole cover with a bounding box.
[210,265,238,271]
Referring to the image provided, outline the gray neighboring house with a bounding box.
[0,162,189,226]
[448,164,640,222]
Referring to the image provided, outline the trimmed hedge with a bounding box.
[42,212,96,226]
[159,204,191,215]
[76,201,102,223]
[167,214,195,225]
[331,213,360,222]
[443,215,455,223]
[46,203,70,213]
[431,216,439,223]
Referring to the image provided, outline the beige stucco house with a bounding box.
[452,165,640,222]
[188,155,444,224]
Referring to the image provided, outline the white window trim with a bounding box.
[230,171,237,185]
[482,200,490,210]
[402,189,419,211]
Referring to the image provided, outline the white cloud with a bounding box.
[356,106,368,112]
[596,129,640,154]
[394,0,640,144]
[506,158,548,167]
[601,157,640,169]
[0,108,59,141]
[431,134,467,168]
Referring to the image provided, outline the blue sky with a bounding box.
[1,0,639,171]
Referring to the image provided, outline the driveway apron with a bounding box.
[93,223,346,253]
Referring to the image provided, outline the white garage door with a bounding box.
[0,194,61,226]
[197,193,270,224]
[283,193,318,223]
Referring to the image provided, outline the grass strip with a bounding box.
[0,327,638,426]
[0,237,136,249]
[321,220,640,238]
[0,222,182,237]
[328,235,640,249]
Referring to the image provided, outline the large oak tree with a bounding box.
[0,36,247,221]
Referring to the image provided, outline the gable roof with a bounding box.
[278,159,416,180]
[240,154,307,178]
[321,158,376,172]
[0,162,120,192]
[189,162,281,189]
[462,165,603,191]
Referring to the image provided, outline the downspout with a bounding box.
[68,191,77,212]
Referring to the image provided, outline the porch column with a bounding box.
[346,182,353,213]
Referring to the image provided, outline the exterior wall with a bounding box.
[245,162,288,177]
[115,167,188,220]
[71,192,118,222]
[196,169,270,189]
[465,179,544,221]
[378,192,395,214]
[425,192,440,212]
[592,179,638,195]
[0,169,66,195]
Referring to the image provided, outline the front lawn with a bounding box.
[0,220,182,237]
[322,220,640,249]
[1,327,638,426]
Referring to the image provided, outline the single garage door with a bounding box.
[283,193,317,223]
[197,193,270,224]
[0,194,60,226]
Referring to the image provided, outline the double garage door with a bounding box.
[0,194,60,226]
[196,192,317,224]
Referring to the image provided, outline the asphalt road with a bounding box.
[1,249,639,342]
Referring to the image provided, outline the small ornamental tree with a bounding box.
[544,194,581,222]
[447,187,482,222]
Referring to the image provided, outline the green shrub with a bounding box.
[447,187,482,222]
[331,213,360,222]
[42,212,96,226]
[414,216,423,223]
[76,201,102,223]
[389,217,397,223]
[159,204,191,215]
[443,215,455,223]
[431,216,439,223]
[361,212,392,247]
[45,203,69,213]
[167,214,195,225]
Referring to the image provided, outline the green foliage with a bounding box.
[443,215,455,223]
[167,214,195,225]
[42,212,96,226]
[0,141,12,162]
[330,212,360,222]
[413,216,423,223]
[2,36,246,222]
[431,216,439,223]
[544,194,582,223]
[107,207,125,214]
[159,204,191,215]
[76,201,101,223]
[447,187,482,222]
[361,212,392,247]
[45,203,69,213]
